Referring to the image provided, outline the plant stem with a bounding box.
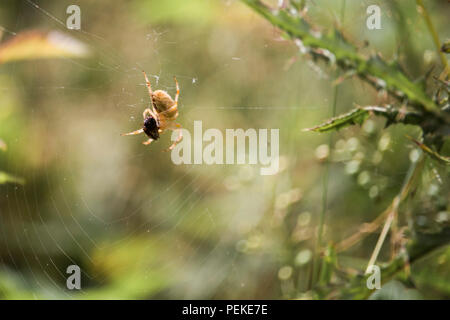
[311,0,345,288]
[312,85,338,285]
[365,154,425,273]
[416,0,449,78]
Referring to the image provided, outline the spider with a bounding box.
[121,71,183,151]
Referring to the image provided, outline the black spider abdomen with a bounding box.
[143,117,160,140]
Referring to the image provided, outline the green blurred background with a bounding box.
[0,0,448,299]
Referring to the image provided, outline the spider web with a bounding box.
[0,0,288,299]
[0,0,436,300]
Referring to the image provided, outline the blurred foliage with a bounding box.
[0,0,449,300]
[133,0,219,26]
[0,30,89,64]
[0,29,89,185]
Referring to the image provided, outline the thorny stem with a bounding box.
[241,0,444,118]
[416,0,449,79]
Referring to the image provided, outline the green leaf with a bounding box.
[369,280,423,300]
[305,106,423,133]
[305,108,369,133]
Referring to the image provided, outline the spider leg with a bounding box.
[142,71,158,115]
[163,126,183,152]
[143,108,157,120]
[173,76,179,106]
[142,138,153,146]
[121,128,144,136]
